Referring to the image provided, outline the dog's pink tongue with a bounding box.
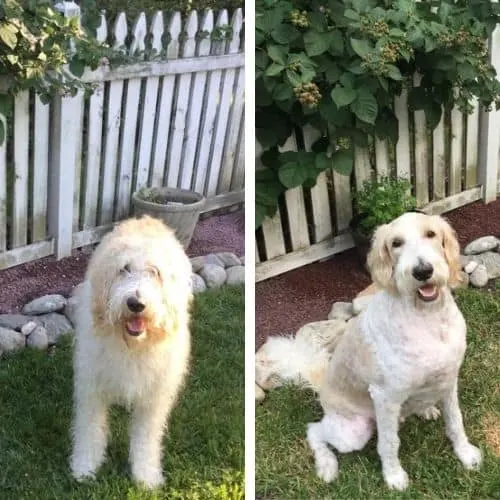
[418,284,437,297]
[127,317,145,333]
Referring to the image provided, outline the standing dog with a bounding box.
[70,216,192,488]
[306,213,481,490]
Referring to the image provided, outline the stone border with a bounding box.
[0,252,245,355]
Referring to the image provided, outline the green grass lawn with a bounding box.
[0,285,244,499]
[256,286,500,499]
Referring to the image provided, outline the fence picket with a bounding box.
[354,147,371,190]
[134,13,162,190]
[179,10,213,189]
[466,100,480,189]
[261,212,286,261]
[32,96,49,242]
[230,118,245,191]
[165,11,198,188]
[71,91,85,231]
[449,105,464,195]
[375,138,390,178]
[217,9,244,194]
[414,75,429,205]
[13,92,29,248]
[432,110,446,200]
[333,171,352,233]
[394,89,411,180]
[152,12,181,187]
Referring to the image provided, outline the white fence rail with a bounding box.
[0,8,245,270]
[256,20,500,282]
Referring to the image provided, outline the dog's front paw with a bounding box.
[70,460,97,482]
[455,443,482,470]
[383,466,409,491]
[132,466,165,489]
[315,450,338,483]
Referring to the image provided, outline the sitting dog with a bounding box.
[306,212,482,490]
[70,216,192,488]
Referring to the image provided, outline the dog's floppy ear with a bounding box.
[366,223,394,289]
[436,216,462,288]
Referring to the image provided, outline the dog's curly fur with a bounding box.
[70,216,192,488]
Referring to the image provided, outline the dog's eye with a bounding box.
[121,264,131,274]
[425,230,436,238]
[392,238,404,248]
[147,266,160,278]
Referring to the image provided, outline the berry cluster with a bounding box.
[337,137,351,151]
[293,82,322,108]
[289,9,309,28]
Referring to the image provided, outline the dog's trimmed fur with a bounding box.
[306,213,482,490]
[70,216,192,488]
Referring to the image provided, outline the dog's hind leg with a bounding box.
[70,391,109,480]
[307,420,339,482]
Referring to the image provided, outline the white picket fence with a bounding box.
[256,24,500,282]
[0,8,244,270]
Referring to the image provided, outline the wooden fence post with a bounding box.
[478,2,500,203]
[49,1,82,258]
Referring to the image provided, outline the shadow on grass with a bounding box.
[0,285,244,499]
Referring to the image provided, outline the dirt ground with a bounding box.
[256,198,500,350]
[0,210,244,314]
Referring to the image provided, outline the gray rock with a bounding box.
[215,252,241,268]
[457,271,470,289]
[240,255,245,266]
[22,294,67,315]
[328,302,354,321]
[226,265,245,285]
[26,326,49,350]
[464,261,479,274]
[469,264,488,288]
[204,253,225,268]
[0,326,25,352]
[472,251,500,279]
[37,313,73,344]
[190,256,205,273]
[464,236,500,255]
[199,264,227,289]
[64,295,79,326]
[460,254,474,269]
[21,321,38,336]
[0,314,37,331]
[191,273,207,294]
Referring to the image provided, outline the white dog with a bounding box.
[70,216,192,488]
[305,212,482,490]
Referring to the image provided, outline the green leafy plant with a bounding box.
[255,0,500,228]
[353,176,417,235]
[0,0,129,142]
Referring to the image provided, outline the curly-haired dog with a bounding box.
[70,216,192,488]
[305,212,482,490]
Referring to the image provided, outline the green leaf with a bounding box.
[0,120,4,146]
[69,58,85,78]
[344,9,360,21]
[267,44,287,65]
[331,150,354,175]
[350,89,378,124]
[386,64,403,81]
[315,152,331,171]
[425,101,442,130]
[278,161,310,188]
[256,51,269,70]
[285,69,301,87]
[304,30,331,57]
[408,86,427,110]
[352,0,369,12]
[329,30,344,55]
[271,24,300,44]
[0,23,17,50]
[331,85,357,108]
[272,83,293,101]
[350,38,372,58]
[265,63,285,76]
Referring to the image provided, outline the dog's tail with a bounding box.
[255,334,331,393]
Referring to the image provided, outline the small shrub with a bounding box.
[353,176,417,235]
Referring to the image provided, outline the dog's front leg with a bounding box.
[70,390,109,481]
[129,397,173,488]
[440,381,482,470]
[369,386,408,491]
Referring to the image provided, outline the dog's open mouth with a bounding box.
[417,284,439,302]
[125,316,146,336]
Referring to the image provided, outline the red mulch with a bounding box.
[0,210,244,314]
[255,198,500,350]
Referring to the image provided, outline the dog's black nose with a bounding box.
[412,261,434,281]
[127,296,145,313]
